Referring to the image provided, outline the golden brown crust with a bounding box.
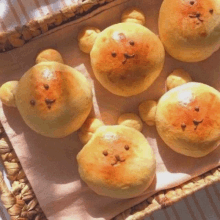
[77,125,156,199]
[15,62,93,138]
[35,49,64,64]
[91,23,165,96]
[0,81,18,107]
[159,0,220,62]
[139,100,157,126]
[78,118,104,144]
[121,7,146,25]
[118,113,143,131]
[156,82,220,157]
[166,69,192,90]
[78,27,100,54]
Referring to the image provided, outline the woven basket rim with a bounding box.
[0,0,117,53]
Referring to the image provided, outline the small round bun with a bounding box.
[36,49,64,64]
[91,23,165,96]
[118,113,143,131]
[78,118,104,144]
[78,27,100,54]
[139,100,157,126]
[156,82,220,157]
[159,0,220,62]
[0,81,18,107]
[77,125,156,199]
[121,7,146,25]
[166,69,192,90]
[15,62,93,138]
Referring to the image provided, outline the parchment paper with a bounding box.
[0,0,220,219]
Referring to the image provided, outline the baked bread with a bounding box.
[156,82,220,157]
[78,27,100,54]
[121,7,146,25]
[159,0,220,62]
[117,113,143,131]
[139,100,157,126]
[78,8,165,97]
[0,50,93,138]
[35,49,64,64]
[166,69,192,90]
[0,81,18,107]
[77,116,156,199]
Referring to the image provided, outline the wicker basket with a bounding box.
[0,0,115,53]
[0,0,219,219]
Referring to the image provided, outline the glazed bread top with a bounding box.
[15,61,93,138]
[156,82,220,157]
[90,22,165,96]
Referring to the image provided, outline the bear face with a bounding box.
[78,8,165,97]
[159,0,220,62]
[155,82,220,157]
[90,23,165,97]
[77,115,156,199]
[0,50,93,138]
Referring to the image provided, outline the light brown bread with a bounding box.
[118,113,143,131]
[35,49,64,64]
[139,100,157,126]
[90,22,165,96]
[78,118,104,144]
[159,0,220,62]
[156,82,220,157]
[15,61,93,138]
[166,69,192,90]
[121,7,146,25]
[77,125,156,199]
[0,81,18,107]
[78,27,100,54]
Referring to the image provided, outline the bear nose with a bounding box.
[115,155,121,161]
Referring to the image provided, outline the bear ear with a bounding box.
[78,118,104,145]
[118,113,143,131]
[121,7,146,26]
[139,100,157,126]
[35,49,64,64]
[0,81,19,108]
[166,69,192,91]
[78,27,101,54]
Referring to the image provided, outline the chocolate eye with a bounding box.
[195,106,200,112]
[129,40,135,46]
[124,145,129,150]
[44,84,49,90]
[209,9,214,14]
[181,123,186,130]
[111,52,117,57]
[30,100,36,106]
[103,150,108,156]
[189,1,195,5]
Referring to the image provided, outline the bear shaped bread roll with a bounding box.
[0,49,93,138]
[139,70,220,157]
[78,7,165,97]
[77,114,156,199]
[159,0,220,62]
